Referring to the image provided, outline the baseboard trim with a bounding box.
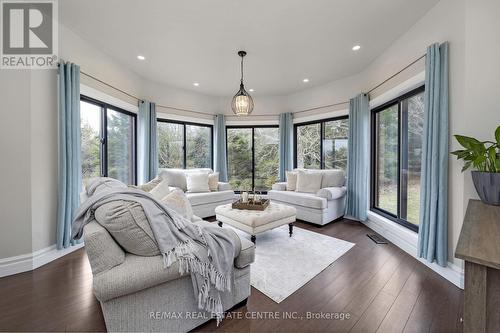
[365,211,464,289]
[0,243,84,278]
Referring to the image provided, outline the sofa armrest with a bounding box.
[316,186,347,200]
[92,254,186,302]
[271,182,287,191]
[218,182,232,191]
[83,221,125,275]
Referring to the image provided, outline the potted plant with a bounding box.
[451,126,500,206]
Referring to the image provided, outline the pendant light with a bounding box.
[231,51,254,116]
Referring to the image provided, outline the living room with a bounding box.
[1,0,499,332]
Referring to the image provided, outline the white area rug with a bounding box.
[226,225,355,303]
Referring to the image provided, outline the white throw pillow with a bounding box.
[149,179,171,200]
[160,169,188,191]
[286,171,298,191]
[161,189,194,220]
[186,173,210,193]
[321,169,346,188]
[295,170,323,193]
[208,172,219,191]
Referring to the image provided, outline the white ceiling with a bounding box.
[60,0,439,97]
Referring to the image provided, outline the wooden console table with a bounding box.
[455,200,500,333]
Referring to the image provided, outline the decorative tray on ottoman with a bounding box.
[232,198,269,211]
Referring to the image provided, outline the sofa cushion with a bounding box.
[160,169,188,191]
[149,179,171,199]
[161,189,194,220]
[268,190,327,209]
[186,172,210,193]
[316,186,347,200]
[186,190,234,207]
[286,171,298,191]
[94,200,160,256]
[129,176,162,192]
[320,169,346,188]
[159,169,213,191]
[296,170,323,193]
[208,172,219,191]
[235,237,255,268]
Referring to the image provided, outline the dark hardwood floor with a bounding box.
[0,219,463,332]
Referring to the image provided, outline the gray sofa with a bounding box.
[83,217,255,332]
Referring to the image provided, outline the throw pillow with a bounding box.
[160,169,188,191]
[286,171,298,191]
[149,179,171,200]
[186,173,210,193]
[321,169,346,188]
[161,189,194,220]
[129,176,162,192]
[295,170,323,193]
[94,200,160,256]
[208,172,219,191]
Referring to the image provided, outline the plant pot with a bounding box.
[471,171,500,206]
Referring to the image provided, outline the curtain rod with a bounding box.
[293,53,426,115]
[72,52,425,116]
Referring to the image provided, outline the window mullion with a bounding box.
[101,105,108,177]
[400,100,409,220]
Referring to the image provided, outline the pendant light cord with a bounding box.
[240,55,244,83]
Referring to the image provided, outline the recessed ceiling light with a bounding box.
[137,55,145,60]
[249,88,254,92]
[352,45,361,51]
[302,78,310,83]
[193,82,200,87]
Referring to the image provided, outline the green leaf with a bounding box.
[455,135,481,150]
[496,126,500,146]
[461,161,472,172]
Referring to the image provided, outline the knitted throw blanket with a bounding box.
[72,178,239,324]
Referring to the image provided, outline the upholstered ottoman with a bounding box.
[215,203,296,243]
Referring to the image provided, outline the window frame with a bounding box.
[225,125,279,194]
[370,85,425,232]
[156,118,214,170]
[80,94,138,185]
[293,115,349,169]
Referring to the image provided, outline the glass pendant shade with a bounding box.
[231,50,254,116]
[231,83,254,116]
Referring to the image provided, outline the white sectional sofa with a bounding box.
[159,168,235,218]
[268,169,346,225]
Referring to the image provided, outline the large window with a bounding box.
[80,96,137,186]
[371,86,424,231]
[157,120,212,169]
[226,126,279,192]
[294,116,349,170]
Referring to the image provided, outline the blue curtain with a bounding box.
[345,93,370,221]
[57,62,82,249]
[138,101,158,183]
[214,114,228,182]
[418,42,449,267]
[279,113,294,181]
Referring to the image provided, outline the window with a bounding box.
[294,116,349,170]
[157,120,213,169]
[80,96,137,186]
[371,86,425,231]
[226,126,279,192]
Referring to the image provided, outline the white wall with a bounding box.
[0,71,33,258]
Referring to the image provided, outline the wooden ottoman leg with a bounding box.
[251,235,256,244]
[218,221,223,227]
[289,223,293,237]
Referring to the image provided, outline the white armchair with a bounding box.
[268,169,346,225]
